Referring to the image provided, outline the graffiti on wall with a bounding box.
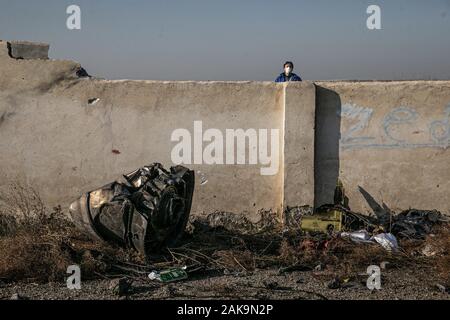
[340,103,450,150]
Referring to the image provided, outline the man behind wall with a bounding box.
[275,61,302,82]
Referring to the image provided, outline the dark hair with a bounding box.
[284,61,294,69]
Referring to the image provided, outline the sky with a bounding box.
[0,0,449,81]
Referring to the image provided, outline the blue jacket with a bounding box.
[275,72,302,82]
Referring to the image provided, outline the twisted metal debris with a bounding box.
[69,163,195,257]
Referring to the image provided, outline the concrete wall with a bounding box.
[0,40,449,218]
[0,40,316,220]
[316,81,450,215]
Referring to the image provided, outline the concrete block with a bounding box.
[8,41,49,60]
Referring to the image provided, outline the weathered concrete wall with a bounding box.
[316,81,450,215]
[0,40,316,220]
[1,40,449,219]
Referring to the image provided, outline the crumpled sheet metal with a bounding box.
[390,209,446,239]
[340,230,399,252]
[340,230,372,243]
[69,163,195,257]
[372,233,398,252]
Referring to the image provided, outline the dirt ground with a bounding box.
[0,266,449,300]
[1,198,449,300]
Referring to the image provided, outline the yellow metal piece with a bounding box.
[301,209,343,233]
[89,188,114,209]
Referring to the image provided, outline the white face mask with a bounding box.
[284,67,292,75]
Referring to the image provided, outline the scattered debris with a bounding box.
[327,276,342,289]
[421,244,438,257]
[301,206,344,233]
[341,231,398,252]
[372,233,398,252]
[340,230,372,243]
[300,181,444,253]
[108,278,132,296]
[69,163,195,258]
[1,176,448,297]
[300,181,378,234]
[148,266,188,283]
[196,171,208,185]
[391,209,447,239]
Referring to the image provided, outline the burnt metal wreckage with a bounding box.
[298,180,448,252]
[300,181,380,234]
[69,163,195,258]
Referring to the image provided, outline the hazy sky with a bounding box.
[1,0,449,80]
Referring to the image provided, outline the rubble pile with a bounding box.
[295,181,448,252]
[62,177,449,287]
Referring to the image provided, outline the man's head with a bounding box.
[283,61,294,76]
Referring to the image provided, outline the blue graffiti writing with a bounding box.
[340,103,450,150]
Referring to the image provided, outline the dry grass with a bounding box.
[0,207,120,282]
[170,213,450,283]
[277,236,398,278]
[0,182,45,220]
[0,183,141,283]
[423,225,450,284]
